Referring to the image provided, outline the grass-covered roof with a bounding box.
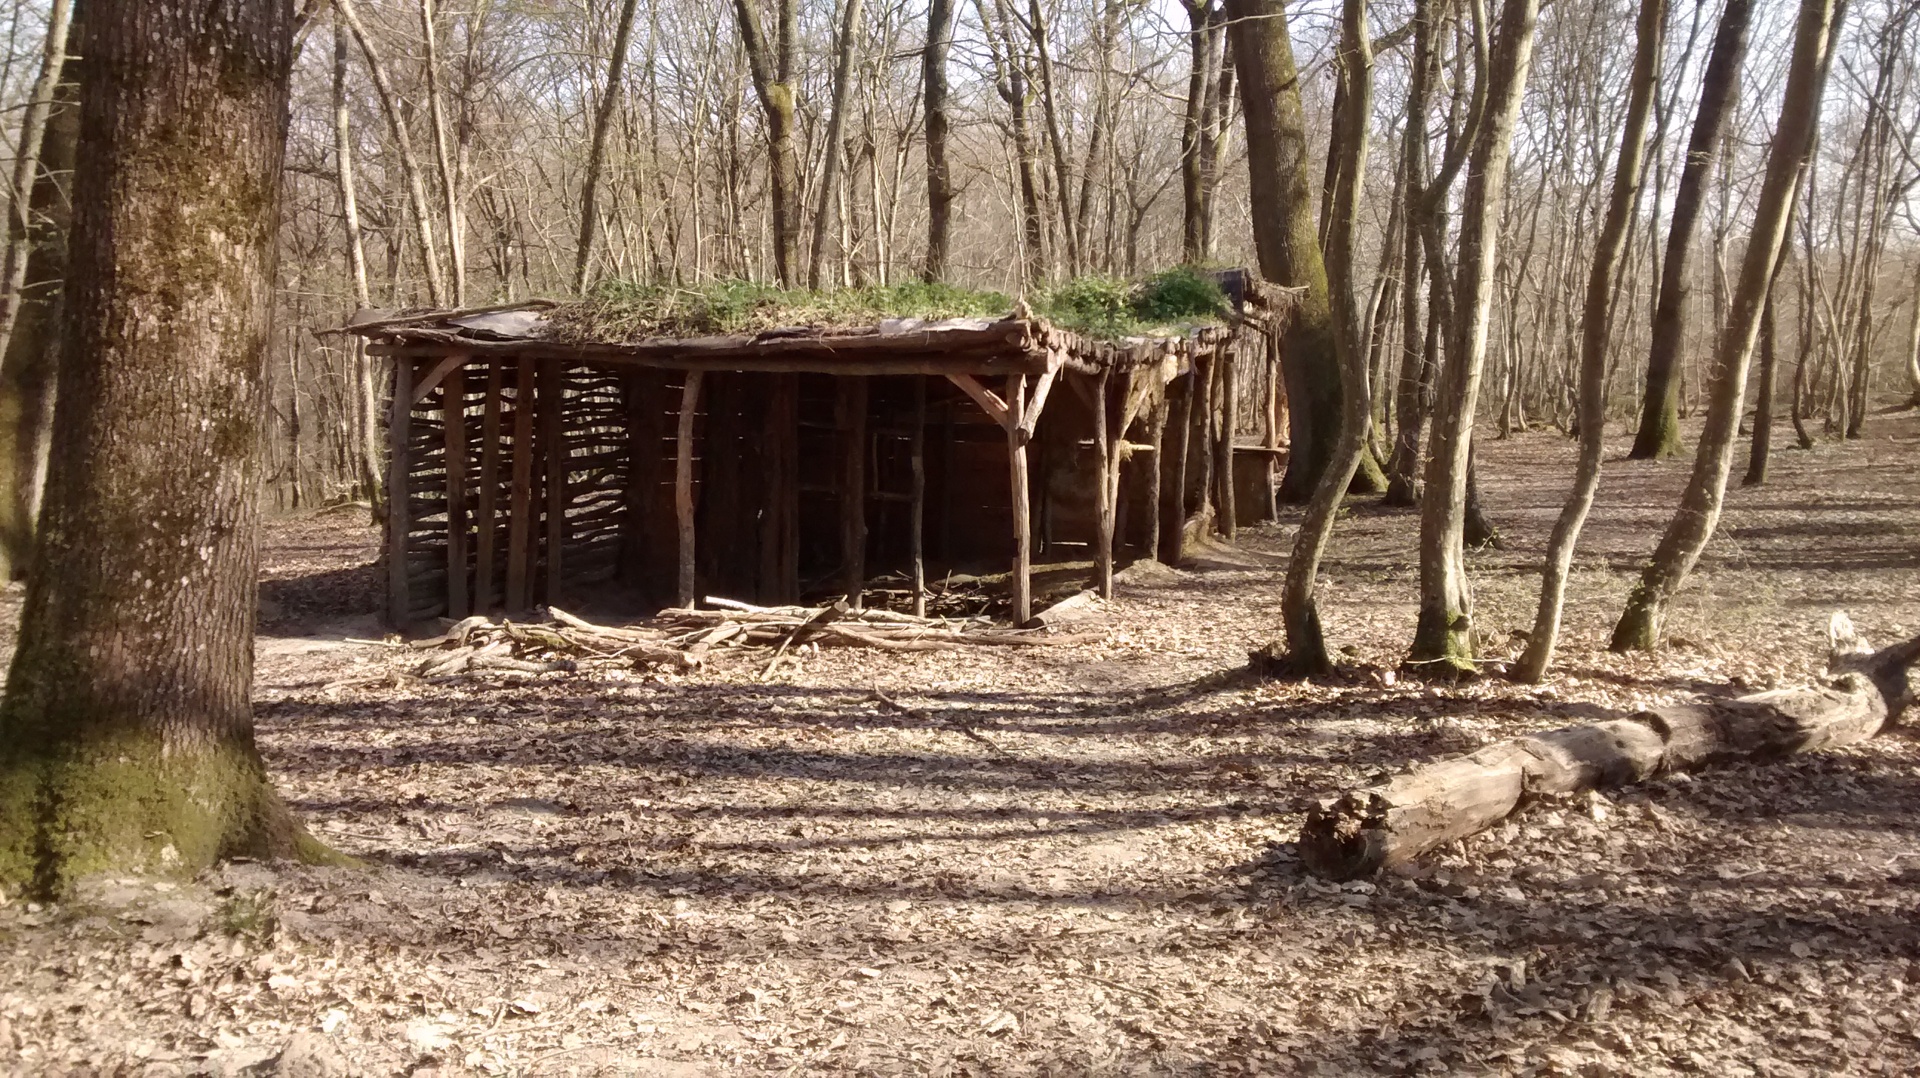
[544,266,1238,345]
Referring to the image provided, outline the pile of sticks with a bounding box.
[396,597,1096,682]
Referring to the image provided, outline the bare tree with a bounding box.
[921,0,956,282]
[732,0,803,286]
[1408,0,1541,675]
[1516,0,1667,683]
[1611,0,1846,652]
[573,0,642,294]
[1630,0,1754,460]
[1264,0,1373,676]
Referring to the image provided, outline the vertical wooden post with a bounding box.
[1160,366,1193,564]
[505,355,535,612]
[386,357,414,627]
[1215,341,1238,539]
[1189,352,1214,527]
[1143,388,1166,564]
[1091,370,1114,597]
[442,364,470,619]
[542,358,566,605]
[837,376,868,608]
[910,375,927,617]
[675,370,703,608]
[475,359,502,613]
[1265,329,1283,450]
[1006,372,1031,625]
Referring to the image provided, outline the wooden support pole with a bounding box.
[1160,369,1192,564]
[505,356,535,612]
[837,377,869,608]
[910,375,927,618]
[542,359,567,605]
[675,370,703,608]
[1143,390,1167,564]
[442,365,470,619]
[1216,341,1237,539]
[386,357,414,627]
[1265,329,1283,450]
[1007,372,1032,625]
[475,359,502,613]
[1190,352,1215,530]
[945,372,1010,429]
[1091,370,1114,598]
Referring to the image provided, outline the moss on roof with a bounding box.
[545,267,1231,345]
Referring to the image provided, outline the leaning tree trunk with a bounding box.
[1515,0,1666,683]
[1628,0,1754,461]
[1611,0,1844,653]
[572,0,641,293]
[1256,0,1373,677]
[0,6,78,582]
[1303,614,1919,879]
[0,0,335,897]
[337,0,446,307]
[1408,0,1541,675]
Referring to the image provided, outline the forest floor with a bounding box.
[3,412,1919,1077]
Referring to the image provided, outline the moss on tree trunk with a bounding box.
[0,0,336,899]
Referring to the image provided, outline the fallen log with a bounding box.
[1299,614,1920,880]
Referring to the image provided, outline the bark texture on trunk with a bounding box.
[1222,0,1344,504]
[1304,615,1918,880]
[733,0,802,286]
[1629,0,1753,461]
[1258,0,1372,677]
[1611,0,1843,653]
[921,0,955,282]
[1408,0,1541,674]
[0,0,336,897]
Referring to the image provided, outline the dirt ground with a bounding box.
[3,412,1918,1077]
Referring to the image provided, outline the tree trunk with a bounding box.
[337,0,447,307]
[1611,0,1844,652]
[732,0,802,286]
[1904,260,1920,408]
[573,0,641,294]
[332,15,382,518]
[0,4,77,581]
[1222,0,1345,504]
[1304,616,1919,880]
[1408,0,1541,675]
[1743,283,1779,485]
[416,0,465,306]
[921,0,955,282]
[1514,0,1665,683]
[1257,0,1372,677]
[1181,2,1220,264]
[1628,0,1754,461]
[807,0,863,289]
[0,0,335,897]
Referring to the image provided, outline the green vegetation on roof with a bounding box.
[547,266,1231,344]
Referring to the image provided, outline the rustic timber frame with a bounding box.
[350,273,1297,629]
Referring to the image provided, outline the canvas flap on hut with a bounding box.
[349,271,1298,630]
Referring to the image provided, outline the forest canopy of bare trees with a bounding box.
[0,0,1905,516]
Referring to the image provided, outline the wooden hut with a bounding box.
[349,272,1296,629]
